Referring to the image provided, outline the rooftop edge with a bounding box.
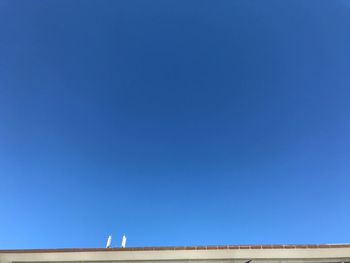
[1,244,350,253]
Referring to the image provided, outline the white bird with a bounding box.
[121,234,127,248]
[106,235,112,248]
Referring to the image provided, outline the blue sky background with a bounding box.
[1,0,350,249]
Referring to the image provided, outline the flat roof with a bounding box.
[1,244,350,253]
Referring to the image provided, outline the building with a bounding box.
[1,244,350,263]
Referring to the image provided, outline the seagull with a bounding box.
[106,235,112,248]
[121,234,127,248]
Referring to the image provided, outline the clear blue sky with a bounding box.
[1,0,350,249]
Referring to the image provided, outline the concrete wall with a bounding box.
[1,247,350,263]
